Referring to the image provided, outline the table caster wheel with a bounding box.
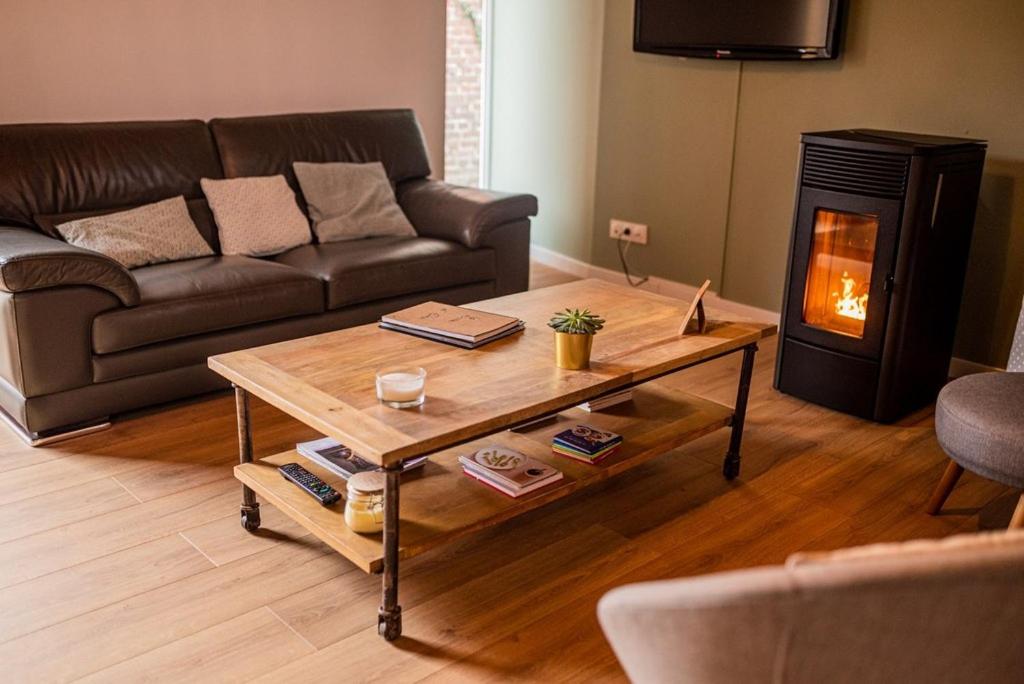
[240,505,261,532]
[378,610,402,641]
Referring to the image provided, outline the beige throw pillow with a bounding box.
[201,175,312,257]
[293,161,416,243]
[55,196,213,269]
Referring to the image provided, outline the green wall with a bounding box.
[489,0,605,261]
[591,0,738,292]
[589,0,1024,367]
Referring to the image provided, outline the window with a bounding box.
[445,0,487,187]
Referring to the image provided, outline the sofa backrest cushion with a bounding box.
[0,120,223,230]
[208,109,432,208]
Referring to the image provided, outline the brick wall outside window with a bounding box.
[445,0,484,187]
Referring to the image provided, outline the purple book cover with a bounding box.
[553,424,623,455]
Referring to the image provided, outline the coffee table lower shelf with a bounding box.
[234,383,733,575]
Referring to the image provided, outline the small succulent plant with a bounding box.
[548,308,605,335]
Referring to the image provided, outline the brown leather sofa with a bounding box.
[0,110,537,442]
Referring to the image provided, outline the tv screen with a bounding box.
[634,0,843,61]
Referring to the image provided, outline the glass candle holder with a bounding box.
[375,366,426,409]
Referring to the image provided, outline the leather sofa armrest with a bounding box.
[0,226,140,306]
[397,179,538,249]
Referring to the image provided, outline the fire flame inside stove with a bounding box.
[833,271,868,321]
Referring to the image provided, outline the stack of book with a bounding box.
[579,387,634,412]
[459,446,562,497]
[297,437,427,479]
[551,425,623,464]
[380,301,524,349]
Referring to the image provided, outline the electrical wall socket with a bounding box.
[609,219,648,245]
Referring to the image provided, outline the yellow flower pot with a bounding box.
[554,331,593,370]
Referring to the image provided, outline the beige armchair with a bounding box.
[598,531,1024,683]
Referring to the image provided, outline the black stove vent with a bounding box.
[801,145,910,199]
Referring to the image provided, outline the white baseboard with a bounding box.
[530,242,1001,377]
[530,244,780,324]
[530,243,591,278]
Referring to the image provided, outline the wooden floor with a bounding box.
[0,262,1017,683]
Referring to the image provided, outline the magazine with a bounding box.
[296,437,427,480]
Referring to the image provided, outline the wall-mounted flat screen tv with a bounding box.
[634,0,844,61]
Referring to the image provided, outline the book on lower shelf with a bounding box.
[459,446,562,498]
[551,442,620,464]
[579,387,634,412]
[380,301,525,348]
[551,425,623,465]
[296,437,427,480]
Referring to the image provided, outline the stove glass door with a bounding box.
[801,209,879,339]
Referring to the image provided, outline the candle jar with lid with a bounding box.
[344,471,385,534]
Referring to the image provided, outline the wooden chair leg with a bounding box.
[1010,494,1024,530]
[927,460,964,515]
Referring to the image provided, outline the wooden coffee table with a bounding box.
[209,279,776,640]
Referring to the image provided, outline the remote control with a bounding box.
[278,463,342,506]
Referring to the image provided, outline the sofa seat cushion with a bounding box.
[935,372,1024,488]
[273,236,495,309]
[93,256,323,353]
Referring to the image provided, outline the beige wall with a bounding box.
[0,0,447,173]
[489,0,605,261]
[590,0,1024,367]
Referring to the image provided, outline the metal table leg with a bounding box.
[235,385,261,531]
[723,343,757,481]
[378,462,403,640]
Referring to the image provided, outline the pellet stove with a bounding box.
[775,129,986,421]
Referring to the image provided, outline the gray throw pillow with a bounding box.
[55,196,213,269]
[293,161,417,243]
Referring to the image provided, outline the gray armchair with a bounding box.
[598,531,1024,683]
[927,296,1024,527]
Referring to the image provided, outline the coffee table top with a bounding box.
[209,279,776,465]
